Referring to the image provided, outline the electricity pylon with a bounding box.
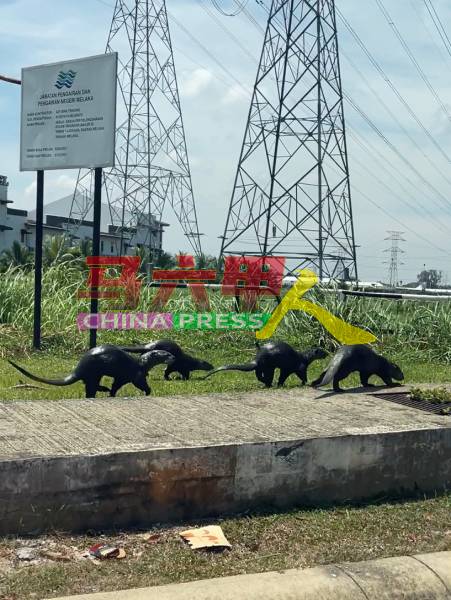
[69,0,202,256]
[220,0,358,280]
[384,230,405,287]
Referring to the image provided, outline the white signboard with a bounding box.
[20,53,117,171]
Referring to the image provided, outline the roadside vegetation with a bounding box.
[1,495,450,600]
[0,250,449,600]
[0,259,449,399]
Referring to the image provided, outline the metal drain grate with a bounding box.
[373,392,450,416]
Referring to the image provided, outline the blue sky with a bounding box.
[1,0,451,283]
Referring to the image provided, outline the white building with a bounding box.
[0,175,167,256]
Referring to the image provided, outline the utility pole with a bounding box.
[384,230,406,287]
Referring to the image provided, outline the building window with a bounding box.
[100,241,104,253]
[20,230,26,243]
[111,244,114,254]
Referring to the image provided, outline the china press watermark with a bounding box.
[76,312,271,331]
[76,254,377,344]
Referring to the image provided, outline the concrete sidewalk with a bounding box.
[1,386,450,534]
[49,551,451,600]
[0,385,448,460]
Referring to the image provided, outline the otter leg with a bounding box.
[164,363,176,381]
[381,375,395,387]
[277,369,291,387]
[262,368,275,388]
[110,378,126,397]
[255,368,265,384]
[333,375,343,393]
[312,371,327,387]
[181,370,190,381]
[97,384,111,393]
[359,372,375,387]
[295,367,307,386]
[84,380,98,399]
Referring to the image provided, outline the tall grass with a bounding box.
[0,263,449,363]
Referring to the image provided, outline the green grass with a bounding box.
[0,262,449,399]
[410,387,451,415]
[0,495,450,600]
[0,337,450,402]
[0,262,451,361]
[410,387,451,404]
[0,267,450,597]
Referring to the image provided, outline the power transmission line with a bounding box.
[409,0,451,67]
[422,0,451,59]
[335,7,451,164]
[197,0,259,65]
[345,93,451,214]
[70,0,203,256]
[373,0,451,126]
[341,48,451,191]
[347,128,451,234]
[168,9,250,96]
[211,0,248,16]
[89,0,450,261]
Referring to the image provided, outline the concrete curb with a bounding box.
[49,551,451,600]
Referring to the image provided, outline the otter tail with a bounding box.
[311,353,342,387]
[203,361,257,379]
[8,360,78,387]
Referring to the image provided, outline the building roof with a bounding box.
[28,193,167,232]
[7,208,28,217]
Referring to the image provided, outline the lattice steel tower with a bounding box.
[384,230,405,287]
[220,0,357,279]
[69,0,202,256]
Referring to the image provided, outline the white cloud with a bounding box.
[181,68,213,97]
[24,180,36,198]
[24,174,77,201]
[52,174,77,192]
[221,83,251,105]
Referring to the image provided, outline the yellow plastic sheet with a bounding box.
[256,269,377,345]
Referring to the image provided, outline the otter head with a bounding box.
[139,350,173,373]
[304,347,328,364]
[311,347,328,361]
[388,361,404,381]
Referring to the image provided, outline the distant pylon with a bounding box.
[384,230,405,287]
[219,0,358,280]
[68,0,202,256]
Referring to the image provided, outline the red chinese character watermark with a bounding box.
[222,256,286,310]
[78,254,285,312]
[78,256,142,309]
[151,254,216,310]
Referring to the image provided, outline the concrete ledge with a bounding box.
[0,389,450,534]
[48,551,451,600]
[1,427,450,535]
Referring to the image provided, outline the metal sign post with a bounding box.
[32,170,44,349]
[89,167,102,349]
[20,52,117,349]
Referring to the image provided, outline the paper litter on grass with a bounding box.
[180,526,231,550]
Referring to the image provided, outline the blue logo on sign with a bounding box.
[55,70,77,89]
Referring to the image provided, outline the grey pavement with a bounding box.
[0,385,449,460]
[48,551,451,600]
